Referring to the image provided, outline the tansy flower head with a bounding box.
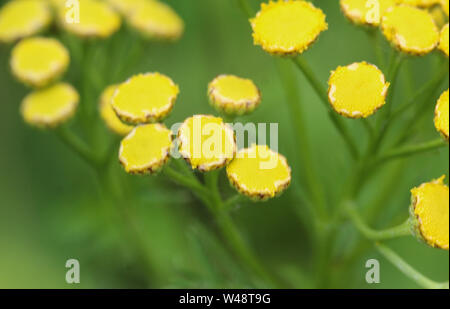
[99,85,134,136]
[399,0,441,7]
[226,144,291,201]
[410,175,449,250]
[208,75,261,116]
[10,37,69,88]
[434,89,449,140]
[119,123,172,174]
[111,72,179,124]
[58,0,121,39]
[21,82,79,128]
[0,0,51,43]
[106,0,149,16]
[328,62,389,118]
[381,5,439,55]
[340,0,398,26]
[127,0,184,41]
[250,0,328,56]
[177,115,236,172]
[438,23,449,57]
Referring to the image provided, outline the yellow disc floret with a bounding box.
[410,175,449,250]
[381,5,439,55]
[328,62,389,118]
[226,144,291,200]
[58,0,121,39]
[340,0,398,26]
[99,85,134,136]
[10,37,69,88]
[112,73,179,124]
[21,82,79,128]
[208,75,261,116]
[119,123,172,174]
[250,0,328,55]
[434,89,449,140]
[178,115,236,172]
[127,0,184,40]
[438,23,449,57]
[0,0,51,43]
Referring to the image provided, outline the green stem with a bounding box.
[237,0,254,18]
[292,56,359,159]
[345,202,411,240]
[367,29,385,69]
[373,138,447,166]
[376,243,449,289]
[162,165,211,200]
[223,194,246,211]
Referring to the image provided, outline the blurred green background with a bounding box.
[0,0,448,288]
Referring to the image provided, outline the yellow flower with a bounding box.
[178,115,236,172]
[106,0,149,16]
[410,175,449,250]
[0,0,52,43]
[438,23,449,57]
[58,0,121,39]
[111,72,179,124]
[381,5,439,55]
[328,62,389,118]
[99,85,134,136]
[441,0,449,16]
[208,75,261,116]
[10,37,69,88]
[434,89,449,140]
[119,123,172,174]
[127,0,184,41]
[250,0,328,55]
[399,0,441,7]
[226,144,291,200]
[21,82,79,128]
[340,0,398,26]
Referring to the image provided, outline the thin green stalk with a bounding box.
[223,194,246,211]
[345,202,411,240]
[162,165,211,200]
[373,138,447,166]
[376,243,449,289]
[276,59,328,221]
[367,29,385,69]
[292,56,359,159]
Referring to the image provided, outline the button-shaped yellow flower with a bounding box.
[21,83,79,128]
[128,0,184,40]
[178,115,236,172]
[381,5,439,55]
[0,0,51,43]
[250,0,328,55]
[58,0,121,39]
[10,37,69,88]
[99,85,134,136]
[328,62,389,118]
[340,0,398,26]
[208,75,261,116]
[106,0,148,16]
[438,23,449,57]
[226,144,291,200]
[410,175,449,250]
[434,89,449,140]
[112,73,179,124]
[119,123,172,174]
[399,0,441,7]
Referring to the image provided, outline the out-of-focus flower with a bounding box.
[438,23,449,56]
[0,0,52,43]
[127,0,184,41]
[328,62,389,118]
[208,75,261,116]
[21,82,79,128]
[441,0,449,16]
[410,175,449,250]
[250,0,328,55]
[340,0,398,26]
[381,5,439,55]
[429,3,448,28]
[178,115,236,172]
[10,37,69,88]
[434,89,449,140]
[399,0,441,7]
[111,72,179,124]
[58,0,121,39]
[226,144,291,200]
[99,85,134,136]
[119,123,172,174]
[106,0,149,16]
